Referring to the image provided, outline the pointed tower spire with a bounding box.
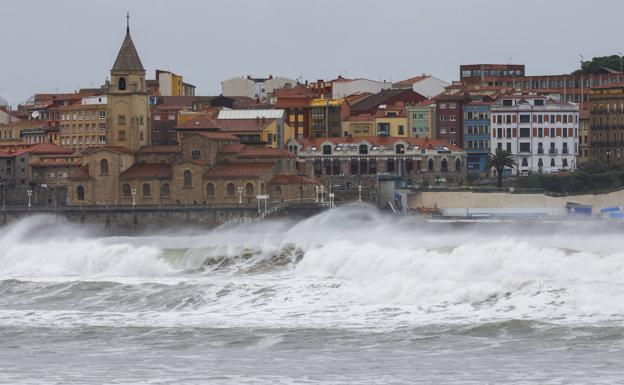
[112,14,144,73]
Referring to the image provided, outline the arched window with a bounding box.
[183,170,192,188]
[395,144,405,154]
[245,182,254,196]
[551,158,556,167]
[162,183,170,197]
[122,183,131,197]
[562,158,568,168]
[322,144,332,155]
[441,158,448,173]
[76,185,85,201]
[359,144,368,155]
[275,186,282,196]
[118,77,126,91]
[142,183,151,197]
[455,158,461,172]
[428,158,434,172]
[226,183,235,196]
[100,159,108,175]
[191,149,201,158]
[206,183,215,196]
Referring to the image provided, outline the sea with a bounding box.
[0,205,623,384]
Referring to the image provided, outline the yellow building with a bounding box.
[309,98,343,138]
[374,105,408,137]
[58,97,107,152]
[156,70,196,96]
[341,114,375,137]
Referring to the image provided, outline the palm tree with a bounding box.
[488,148,516,188]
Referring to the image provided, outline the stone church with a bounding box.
[68,24,317,206]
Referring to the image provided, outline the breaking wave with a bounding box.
[1,208,623,329]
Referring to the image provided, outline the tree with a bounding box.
[573,55,622,75]
[488,148,516,188]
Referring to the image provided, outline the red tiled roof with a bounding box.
[0,143,73,157]
[273,85,314,98]
[374,106,407,118]
[393,75,428,88]
[195,132,240,141]
[204,162,274,178]
[270,174,318,185]
[0,120,49,129]
[81,146,133,154]
[29,143,74,155]
[120,163,172,179]
[222,144,246,154]
[69,164,90,179]
[0,147,31,157]
[343,92,373,106]
[138,145,182,154]
[176,115,221,130]
[237,146,293,158]
[344,114,374,122]
[218,119,275,133]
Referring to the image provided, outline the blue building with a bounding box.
[463,102,492,174]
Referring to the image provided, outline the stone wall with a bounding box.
[0,204,326,231]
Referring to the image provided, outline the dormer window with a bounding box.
[322,144,332,155]
[359,144,368,155]
[119,77,126,91]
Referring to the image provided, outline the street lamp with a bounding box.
[320,185,325,203]
[607,150,611,168]
[238,186,243,204]
[0,179,4,210]
[358,185,362,202]
[27,189,32,208]
[296,158,306,202]
[131,187,137,207]
[314,185,319,203]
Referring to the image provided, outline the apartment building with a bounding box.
[490,95,579,175]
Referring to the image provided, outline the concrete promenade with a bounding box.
[408,189,624,214]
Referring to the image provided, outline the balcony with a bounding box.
[548,149,558,155]
[562,148,569,154]
[537,148,544,154]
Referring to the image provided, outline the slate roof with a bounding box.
[112,31,144,72]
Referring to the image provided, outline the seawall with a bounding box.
[0,204,326,231]
[408,189,624,213]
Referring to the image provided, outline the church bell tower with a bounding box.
[107,14,150,151]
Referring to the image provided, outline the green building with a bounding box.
[406,102,436,139]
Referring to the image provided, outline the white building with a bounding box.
[331,78,391,99]
[490,95,579,175]
[221,75,296,101]
[393,75,450,99]
[81,95,107,105]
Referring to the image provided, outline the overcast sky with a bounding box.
[1,0,622,106]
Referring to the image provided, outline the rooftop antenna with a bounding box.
[126,12,130,33]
